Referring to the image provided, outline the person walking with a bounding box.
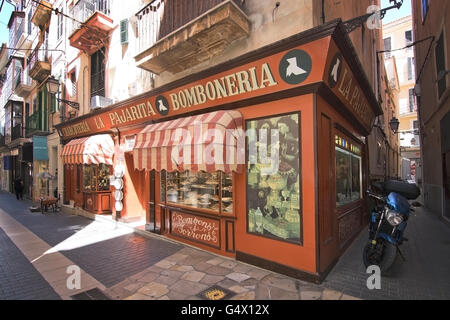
[14,178,24,200]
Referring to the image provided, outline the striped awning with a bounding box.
[62,134,114,165]
[133,110,244,173]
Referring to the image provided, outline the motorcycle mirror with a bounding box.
[411,201,422,208]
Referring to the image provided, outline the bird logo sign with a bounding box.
[155,95,170,116]
[328,53,343,89]
[279,49,312,85]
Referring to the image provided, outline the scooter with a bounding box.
[363,180,421,275]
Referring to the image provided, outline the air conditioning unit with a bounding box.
[90,96,113,110]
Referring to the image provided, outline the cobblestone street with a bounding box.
[0,192,449,300]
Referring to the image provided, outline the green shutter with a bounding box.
[120,19,128,45]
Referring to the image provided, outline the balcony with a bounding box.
[12,124,24,141]
[69,0,114,55]
[14,70,33,98]
[26,112,48,137]
[28,47,51,83]
[134,0,251,74]
[400,130,421,149]
[31,0,52,29]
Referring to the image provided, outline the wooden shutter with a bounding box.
[120,19,128,45]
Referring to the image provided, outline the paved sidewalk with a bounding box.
[1,191,449,300]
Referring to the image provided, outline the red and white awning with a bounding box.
[61,134,115,165]
[133,110,244,173]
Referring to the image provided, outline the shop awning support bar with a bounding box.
[342,0,403,33]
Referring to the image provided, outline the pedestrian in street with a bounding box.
[14,178,24,200]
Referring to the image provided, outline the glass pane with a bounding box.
[336,148,352,207]
[97,164,110,191]
[83,165,91,191]
[246,113,301,243]
[351,155,362,202]
[160,170,166,202]
[221,172,233,213]
[167,171,220,212]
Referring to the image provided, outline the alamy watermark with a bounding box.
[66,265,81,290]
[366,265,381,290]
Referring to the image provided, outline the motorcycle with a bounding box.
[363,180,421,275]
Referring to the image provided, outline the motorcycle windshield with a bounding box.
[387,192,410,216]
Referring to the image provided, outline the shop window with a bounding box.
[83,164,111,192]
[246,112,301,244]
[335,135,362,207]
[162,171,232,214]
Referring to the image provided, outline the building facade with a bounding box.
[1,0,402,281]
[412,0,450,220]
[383,15,421,183]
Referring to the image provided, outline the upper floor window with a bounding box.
[57,8,64,40]
[383,37,392,58]
[408,57,415,81]
[422,0,429,21]
[435,31,447,99]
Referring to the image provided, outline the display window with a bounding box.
[246,112,302,244]
[161,170,233,214]
[335,134,362,207]
[83,164,112,192]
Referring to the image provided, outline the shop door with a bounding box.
[443,152,450,219]
[317,114,339,273]
[148,170,156,232]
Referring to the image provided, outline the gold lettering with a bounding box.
[170,93,180,111]
[195,85,207,104]
[249,67,260,91]
[146,102,156,116]
[205,81,216,101]
[184,87,199,106]
[236,70,252,94]
[130,106,141,120]
[225,74,239,96]
[214,78,228,99]
[260,63,277,88]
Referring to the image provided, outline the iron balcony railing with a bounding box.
[28,46,49,73]
[14,69,33,90]
[136,0,246,53]
[70,0,111,34]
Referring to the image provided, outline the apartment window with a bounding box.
[383,37,392,58]
[412,120,419,130]
[408,57,415,81]
[90,48,106,98]
[27,9,32,35]
[57,8,64,40]
[409,88,416,112]
[422,0,429,21]
[405,30,413,44]
[70,72,77,98]
[435,31,447,99]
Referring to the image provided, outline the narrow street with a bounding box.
[0,191,449,300]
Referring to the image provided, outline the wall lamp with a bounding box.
[46,76,80,110]
[389,117,400,134]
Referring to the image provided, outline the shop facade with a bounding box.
[56,21,381,282]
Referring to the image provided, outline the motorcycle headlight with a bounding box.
[386,210,404,226]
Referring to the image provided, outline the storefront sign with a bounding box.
[58,35,379,139]
[33,136,49,161]
[10,149,19,156]
[57,38,329,139]
[326,41,377,131]
[171,211,220,247]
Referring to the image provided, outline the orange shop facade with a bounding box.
[55,22,382,282]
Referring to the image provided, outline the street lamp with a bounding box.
[389,117,400,134]
[46,76,80,110]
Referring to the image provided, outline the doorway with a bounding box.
[443,152,450,219]
[147,170,157,233]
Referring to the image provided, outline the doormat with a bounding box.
[71,288,111,300]
[197,286,236,300]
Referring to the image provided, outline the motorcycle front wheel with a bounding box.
[363,239,397,275]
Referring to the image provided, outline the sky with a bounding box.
[0,0,14,45]
[381,0,412,24]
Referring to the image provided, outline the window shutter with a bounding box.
[120,19,128,45]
